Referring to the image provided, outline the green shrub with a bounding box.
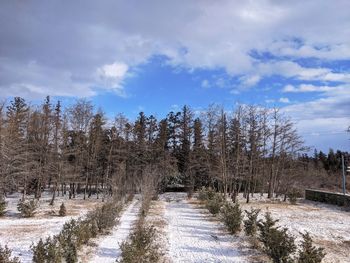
[206,194,224,215]
[244,208,261,236]
[258,212,296,263]
[0,245,20,263]
[198,187,216,201]
[32,237,62,263]
[198,187,207,201]
[60,239,77,263]
[32,200,123,263]
[297,232,326,263]
[0,197,7,216]
[90,219,99,238]
[118,225,161,263]
[221,202,242,234]
[59,202,66,216]
[44,237,62,263]
[58,219,79,263]
[17,199,38,217]
[32,238,46,262]
[288,189,300,205]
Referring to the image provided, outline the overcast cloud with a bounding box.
[0,0,349,150]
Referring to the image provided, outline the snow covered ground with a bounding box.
[85,199,141,263]
[2,192,349,263]
[0,193,101,262]
[239,194,350,263]
[162,193,257,263]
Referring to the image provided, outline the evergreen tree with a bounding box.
[5,97,29,197]
[297,232,325,263]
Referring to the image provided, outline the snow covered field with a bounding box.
[0,193,102,262]
[1,192,349,263]
[239,194,350,263]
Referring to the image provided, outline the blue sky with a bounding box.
[0,1,349,152]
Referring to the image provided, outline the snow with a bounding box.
[0,193,102,263]
[89,199,141,263]
[163,193,252,263]
[2,191,349,263]
[239,194,350,263]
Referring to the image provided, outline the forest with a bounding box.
[0,96,347,204]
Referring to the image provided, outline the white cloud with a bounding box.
[98,62,128,79]
[239,74,261,88]
[256,61,350,84]
[96,62,130,97]
[279,97,290,103]
[1,1,350,98]
[281,84,350,150]
[282,84,334,93]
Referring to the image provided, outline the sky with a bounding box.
[0,0,349,152]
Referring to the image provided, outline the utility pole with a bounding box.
[342,155,346,195]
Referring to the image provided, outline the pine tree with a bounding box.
[191,118,209,188]
[297,232,325,263]
[59,202,67,217]
[221,202,242,234]
[5,97,29,197]
[50,100,62,205]
[0,245,20,263]
[244,208,261,236]
[258,212,296,263]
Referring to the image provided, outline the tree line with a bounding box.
[0,97,346,204]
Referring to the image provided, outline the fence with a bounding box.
[305,189,350,207]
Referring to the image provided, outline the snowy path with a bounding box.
[165,197,250,263]
[89,199,141,263]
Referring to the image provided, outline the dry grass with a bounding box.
[146,200,171,263]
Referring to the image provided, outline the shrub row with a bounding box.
[0,245,20,263]
[197,187,326,263]
[31,198,123,263]
[118,193,162,263]
[257,212,326,263]
[198,187,242,234]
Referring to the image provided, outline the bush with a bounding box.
[90,219,99,238]
[221,202,242,234]
[288,189,300,205]
[32,200,123,263]
[17,199,38,217]
[297,232,326,263]
[59,202,66,217]
[0,197,7,216]
[32,237,62,263]
[206,194,224,215]
[0,245,20,263]
[32,238,46,262]
[58,219,79,263]
[118,225,161,263]
[258,212,296,263]
[244,208,261,236]
[198,187,216,201]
